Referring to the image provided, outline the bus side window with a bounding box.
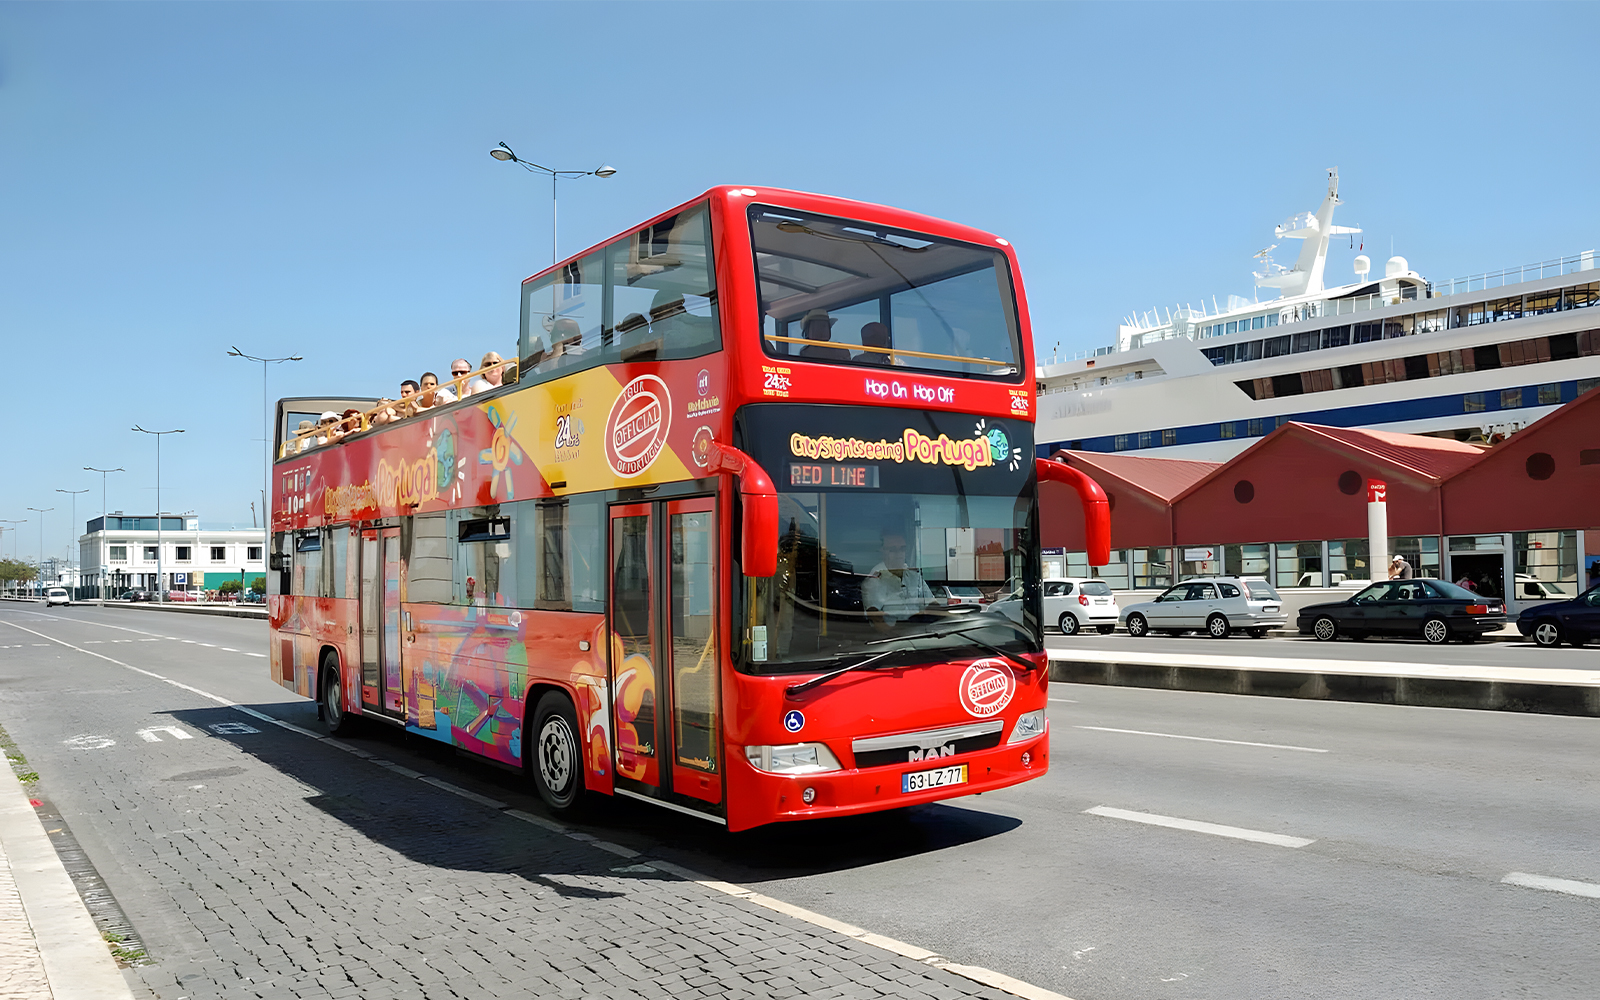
[527,497,604,613]
[450,508,513,607]
[270,532,291,596]
[326,527,348,599]
[406,513,452,604]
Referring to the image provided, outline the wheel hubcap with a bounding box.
[539,717,574,793]
[325,671,342,725]
[1315,619,1334,640]
[1210,618,1226,636]
[1425,621,1447,643]
[1536,623,1558,645]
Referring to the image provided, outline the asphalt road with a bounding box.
[1048,629,1600,671]
[4,603,1599,1000]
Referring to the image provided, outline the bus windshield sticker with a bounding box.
[789,424,1013,473]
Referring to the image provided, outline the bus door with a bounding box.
[608,498,723,808]
[359,525,405,716]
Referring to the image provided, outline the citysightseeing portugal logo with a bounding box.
[605,374,672,477]
[958,658,1016,719]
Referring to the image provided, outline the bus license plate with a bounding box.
[902,763,968,794]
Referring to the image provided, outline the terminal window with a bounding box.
[176,546,191,562]
[210,546,226,562]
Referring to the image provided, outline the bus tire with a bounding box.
[529,692,584,813]
[321,653,354,736]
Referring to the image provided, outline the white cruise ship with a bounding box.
[1034,169,1600,462]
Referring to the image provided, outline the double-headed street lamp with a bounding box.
[0,519,24,596]
[489,142,617,267]
[25,507,53,596]
[56,488,89,594]
[85,467,124,602]
[133,425,184,602]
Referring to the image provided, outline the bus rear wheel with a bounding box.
[529,692,584,813]
[321,654,353,736]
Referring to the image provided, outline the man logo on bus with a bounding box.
[605,374,672,477]
[958,659,1016,719]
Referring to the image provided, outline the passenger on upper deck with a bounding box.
[293,419,317,453]
[416,372,442,411]
[854,322,893,365]
[797,309,851,362]
[464,351,505,397]
[437,360,471,403]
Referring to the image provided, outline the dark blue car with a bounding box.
[1516,583,1600,648]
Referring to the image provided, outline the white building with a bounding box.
[78,513,266,595]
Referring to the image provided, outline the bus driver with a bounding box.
[863,531,936,631]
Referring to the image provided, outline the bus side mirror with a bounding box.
[703,442,779,578]
[269,553,285,571]
[1036,457,1111,566]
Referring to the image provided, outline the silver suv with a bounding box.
[1119,576,1285,639]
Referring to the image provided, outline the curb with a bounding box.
[0,751,135,1000]
[0,598,268,621]
[1049,655,1600,717]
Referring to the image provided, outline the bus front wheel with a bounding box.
[530,692,584,813]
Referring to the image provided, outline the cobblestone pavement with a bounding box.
[0,838,52,1000]
[0,615,1024,1000]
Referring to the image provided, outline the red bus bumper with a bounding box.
[724,724,1049,831]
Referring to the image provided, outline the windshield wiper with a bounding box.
[866,619,1038,674]
[785,648,905,696]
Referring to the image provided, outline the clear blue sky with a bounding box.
[3,2,1596,561]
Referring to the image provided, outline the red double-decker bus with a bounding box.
[267,186,1108,831]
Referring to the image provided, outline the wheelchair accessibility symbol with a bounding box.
[783,710,805,733]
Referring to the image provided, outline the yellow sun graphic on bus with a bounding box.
[480,405,524,500]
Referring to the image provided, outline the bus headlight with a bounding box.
[1007,710,1046,744]
[744,743,843,774]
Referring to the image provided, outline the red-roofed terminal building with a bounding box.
[1039,386,1600,610]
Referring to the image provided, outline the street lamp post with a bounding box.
[133,426,184,603]
[85,466,124,603]
[0,520,24,598]
[489,142,617,267]
[56,488,89,597]
[227,349,300,580]
[25,507,52,598]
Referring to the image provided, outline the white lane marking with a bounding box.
[83,640,104,644]
[1085,806,1316,848]
[1502,872,1600,899]
[3,617,1077,1000]
[5,609,167,639]
[209,722,260,735]
[63,735,116,750]
[197,642,216,647]
[1074,726,1329,754]
[220,647,238,652]
[1048,698,1078,704]
[136,726,194,743]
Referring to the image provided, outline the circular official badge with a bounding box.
[783,709,805,733]
[604,374,672,478]
[958,659,1016,719]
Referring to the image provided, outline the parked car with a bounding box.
[1044,578,1119,635]
[929,584,988,608]
[44,586,71,607]
[119,589,150,602]
[1516,582,1600,647]
[1297,578,1505,644]
[1120,577,1285,638]
[166,590,202,603]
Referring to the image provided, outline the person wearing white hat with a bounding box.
[797,308,851,362]
[1388,554,1412,580]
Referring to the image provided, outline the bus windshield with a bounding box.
[750,205,1023,380]
[734,404,1040,674]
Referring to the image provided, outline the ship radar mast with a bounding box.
[1253,167,1363,299]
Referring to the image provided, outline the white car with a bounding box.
[1119,576,1285,639]
[987,578,1119,635]
[44,586,70,607]
[1044,578,1119,635]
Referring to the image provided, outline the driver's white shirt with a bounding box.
[862,562,935,625]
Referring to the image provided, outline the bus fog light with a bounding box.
[1007,710,1046,744]
[801,786,816,804]
[744,742,842,774]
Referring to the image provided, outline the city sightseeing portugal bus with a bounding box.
[268,186,1109,832]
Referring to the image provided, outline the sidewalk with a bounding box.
[0,757,133,1000]
[1050,647,1600,716]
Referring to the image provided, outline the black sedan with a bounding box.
[1516,583,1600,647]
[1297,579,1506,644]
[119,589,150,602]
